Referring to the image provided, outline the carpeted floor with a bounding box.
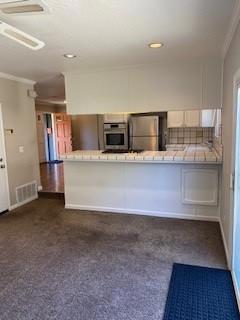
[0,198,227,320]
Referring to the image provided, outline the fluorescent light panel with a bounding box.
[0,20,45,50]
[2,4,44,13]
[0,0,28,4]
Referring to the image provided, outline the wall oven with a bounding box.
[104,123,128,150]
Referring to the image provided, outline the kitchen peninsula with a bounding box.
[61,145,222,222]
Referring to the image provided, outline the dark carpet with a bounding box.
[163,263,240,320]
[0,198,227,320]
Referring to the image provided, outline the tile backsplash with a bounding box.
[168,127,214,144]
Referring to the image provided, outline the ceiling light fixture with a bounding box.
[149,42,163,48]
[0,0,28,4]
[63,53,76,59]
[0,20,45,50]
[2,4,44,14]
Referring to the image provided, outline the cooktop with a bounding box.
[102,149,144,154]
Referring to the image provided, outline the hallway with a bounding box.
[40,162,64,193]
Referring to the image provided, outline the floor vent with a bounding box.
[16,181,38,204]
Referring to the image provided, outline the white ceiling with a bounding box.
[0,0,237,84]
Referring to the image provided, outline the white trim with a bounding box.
[62,158,222,165]
[230,69,240,312]
[222,0,240,58]
[0,72,35,85]
[232,270,240,311]
[65,204,219,222]
[219,217,230,268]
[0,104,10,212]
[9,195,38,211]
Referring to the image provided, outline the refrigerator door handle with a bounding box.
[129,119,133,137]
[154,118,158,133]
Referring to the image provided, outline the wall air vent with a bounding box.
[16,181,38,205]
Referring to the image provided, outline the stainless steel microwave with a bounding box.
[104,123,128,150]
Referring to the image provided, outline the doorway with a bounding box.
[36,112,72,194]
[0,104,9,213]
[233,85,240,307]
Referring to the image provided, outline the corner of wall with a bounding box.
[219,215,231,268]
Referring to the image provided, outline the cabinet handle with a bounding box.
[0,165,5,169]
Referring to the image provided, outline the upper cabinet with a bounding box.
[168,110,200,128]
[104,114,128,123]
[201,109,216,127]
[167,109,217,128]
[64,59,222,115]
[167,111,185,128]
[184,110,200,127]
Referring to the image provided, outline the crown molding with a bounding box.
[222,0,240,58]
[0,72,36,85]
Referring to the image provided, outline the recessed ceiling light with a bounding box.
[149,43,163,49]
[63,53,76,59]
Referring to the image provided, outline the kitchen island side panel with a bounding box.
[64,161,220,221]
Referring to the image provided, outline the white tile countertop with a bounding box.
[60,145,222,164]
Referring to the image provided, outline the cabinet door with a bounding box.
[182,169,218,205]
[104,114,125,123]
[201,109,216,127]
[184,110,200,127]
[167,111,184,128]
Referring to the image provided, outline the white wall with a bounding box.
[0,77,40,206]
[221,20,240,265]
[64,58,222,114]
[35,103,66,113]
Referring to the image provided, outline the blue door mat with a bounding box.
[163,263,240,320]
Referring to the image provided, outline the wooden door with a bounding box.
[54,113,72,157]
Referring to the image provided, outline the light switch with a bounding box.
[5,129,13,135]
[19,146,24,153]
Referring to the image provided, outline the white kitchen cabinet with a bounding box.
[167,110,200,128]
[104,114,128,123]
[65,59,222,115]
[167,111,185,128]
[184,110,200,127]
[201,109,216,127]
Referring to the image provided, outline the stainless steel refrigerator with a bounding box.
[129,115,160,151]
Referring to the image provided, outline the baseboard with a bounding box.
[219,218,231,268]
[232,270,240,311]
[65,204,219,222]
[9,195,38,211]
[38,185,43,191]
